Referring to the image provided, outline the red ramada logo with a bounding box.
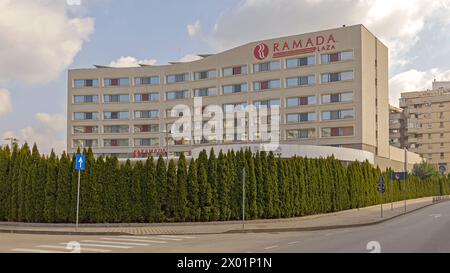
[253,34,337,60]
[254,43,269,60]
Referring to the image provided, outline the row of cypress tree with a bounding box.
[0,144,448,223]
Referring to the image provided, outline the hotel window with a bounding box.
[287,96,316,107]
[253,79,281,91]
[223,102,248,113]
[103,111,129,120]
[74,112,99,121]
[104,94,130,103]
[194,70,217,80]
[135,76,160,85]
[321,109,355,121]
[440,122,445,128]
[166,90,190,100]
[135,110,159,119]
[73,95,98,104]
[286,56,316,68]
[253,61,280,73]
[73,126,99,134]
[321,92,353,104]
[73,139,98,148]
[321,51,353,64]
[287,129,316,140]
[104,139,129,147]
[104,78,130,87]
[223,65,248,77]
[286,112,317,123]
[74,79,99,88]
[223,83,248,94]
[134,124,160,133]
[167,73,190,84]
[194,87,218,97]
[321,71,354,83]
[103,125,129,134]
[134,93,160,102]
[321,127,354,137]
[286,76,316,87]
[135,138,160,147]
[254,99,281,109]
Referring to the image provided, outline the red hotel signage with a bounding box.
[253,34,336,60]
[133,148,167,158]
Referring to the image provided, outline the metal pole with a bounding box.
[166,130,169,165]
[76,169,81,230]
[404,148,408,213]
[390,173,394,210]
[242,167,246,230]
[381,192,383,218]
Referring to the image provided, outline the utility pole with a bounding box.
[242,167,246,230]
[4,137,19,148]
[404,147,408,213]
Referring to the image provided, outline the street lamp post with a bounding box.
[162,130,170,165]
[404,147,408,213]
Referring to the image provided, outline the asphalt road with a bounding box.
[1,201,450,253]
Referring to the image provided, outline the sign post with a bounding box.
[75,154,86,230]
[379,176,386,218]
[242,167,246,230]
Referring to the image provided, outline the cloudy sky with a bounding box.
[1,0,450,154]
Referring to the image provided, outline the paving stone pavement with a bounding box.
[0,196,447,235]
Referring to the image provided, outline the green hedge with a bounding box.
[0,144,448,223]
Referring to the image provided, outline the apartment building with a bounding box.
[399,82,450,173]
[389,105,406,148]
[68,24,420,171]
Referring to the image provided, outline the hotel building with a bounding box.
[67,24,421,171]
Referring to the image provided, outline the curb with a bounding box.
[0,229,131,236]
[224,200,448,234]
[0,199,447,236]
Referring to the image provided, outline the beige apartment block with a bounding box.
[67,24,419,171]
[400,83,450,173]
[389,105,406,148]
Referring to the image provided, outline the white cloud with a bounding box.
[2,113,66,154]
[191,0,450,67]
[0,88,12,117]
[178,54,203,63]
[187,20,202,37]
[35,113,66,132]
[109,56,157,68]
[389,68,450,105]
[0,0,95,84]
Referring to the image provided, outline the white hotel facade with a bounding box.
[67,24,421,171]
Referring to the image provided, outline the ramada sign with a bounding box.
[253,34,337,60]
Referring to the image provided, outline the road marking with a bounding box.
[158,235,195,239]
[264,245,279,250]
[60,243,131,249]
[288,241,299,245]
[430,214,442,219]
[37,245,112,253]
[102,237,167,244]
[81,240,149,246]
[11,248,68,253]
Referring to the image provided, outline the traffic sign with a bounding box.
[378,176,386,194]
[75,154,86,171]
[390,172,407,181]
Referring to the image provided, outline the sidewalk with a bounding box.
[0,196,448,236]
